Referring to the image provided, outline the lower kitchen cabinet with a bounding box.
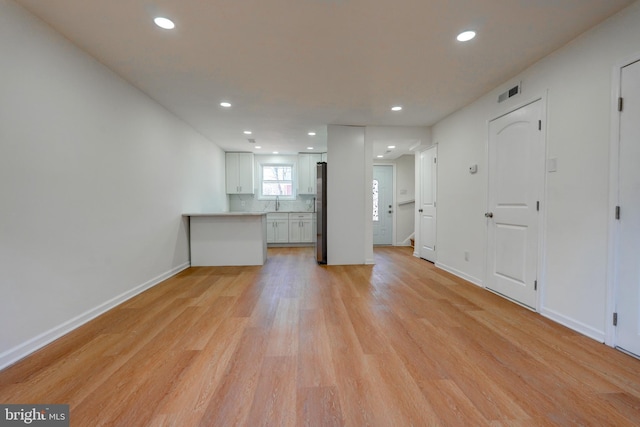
[266,213,289,243]
[267,212,315,244]
[289,213,314,243]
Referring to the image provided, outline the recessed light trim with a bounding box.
[273,151,279,154]
[154,17,175,30]
[243,130,252,135]
[308,132,316,136]
[377,155,384,158]
[387,145,396,149]
[220,102,232,108]
[255,146,262,149]
[307,147,314,150]
[457,30,476,42]
[391,106,402,112]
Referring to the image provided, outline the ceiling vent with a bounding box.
[498,82,521,103]
[248,138,256,144]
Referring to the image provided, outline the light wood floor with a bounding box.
[1,247,640,426]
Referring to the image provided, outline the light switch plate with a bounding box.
[548,158,558,172]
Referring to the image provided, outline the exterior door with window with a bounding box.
[373,165,393,245]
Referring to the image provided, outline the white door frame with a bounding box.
[485,95,548,312]
[373,163,396,245]
[606,52,640,348]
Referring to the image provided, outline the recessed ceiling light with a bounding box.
[308,132,316,136]
[255,146,262,149]
[377,155,384,158]
[220,102,231,108]
[273,151,279,154]
[154,17,175,30]
[243,130,252,135]
[387,145,396,149]
[307,147,314,150]
[391,106,402,112]
[457,30,476,42]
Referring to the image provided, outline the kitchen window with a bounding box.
[261,164,294,198]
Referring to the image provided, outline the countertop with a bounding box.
[182,212,268,217]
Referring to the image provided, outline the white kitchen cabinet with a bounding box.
[297,153,322,195]
[267,213,289,243]
[289,213,314,243]
[226,152,254,194]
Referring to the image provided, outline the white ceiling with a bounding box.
[15,0,634,159]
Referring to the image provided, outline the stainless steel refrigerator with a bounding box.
[316,162,327,264]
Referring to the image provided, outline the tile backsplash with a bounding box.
[229,194,316,213]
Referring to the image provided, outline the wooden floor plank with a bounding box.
[246,356,297,427]
[1,246,640,426]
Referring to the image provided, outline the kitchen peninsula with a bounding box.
[183,212,267,266]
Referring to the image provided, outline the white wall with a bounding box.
[431,0,640,340]
[0,0,227,369]
[327,125,368,265]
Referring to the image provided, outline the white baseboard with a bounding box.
[435,262,484,287]
[0,262,190,371]
[540,307,606,343]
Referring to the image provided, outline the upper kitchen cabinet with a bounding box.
[226,152,254,194]
[297,153,322,195]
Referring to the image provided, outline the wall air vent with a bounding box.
[498,82,521,103]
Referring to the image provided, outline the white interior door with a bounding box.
[419,146,437,262]
[486,100,544,309]
[373,165,393,245]
[615,59,640,357]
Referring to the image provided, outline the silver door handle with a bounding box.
[485,212,493,218]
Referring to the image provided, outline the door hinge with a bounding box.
[538,120,542,131]
[534,280,537,291]
[615,206,621,220]
[434,201,436,208]
[618,97,624,112]
[613,312,618,326]
[434,157,437,164]
[536,201,540,212]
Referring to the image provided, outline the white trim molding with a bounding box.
[436,262,484,287]
[0,262,190,371]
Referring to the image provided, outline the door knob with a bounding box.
[388,210,393,214]
[485,212,494,218]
